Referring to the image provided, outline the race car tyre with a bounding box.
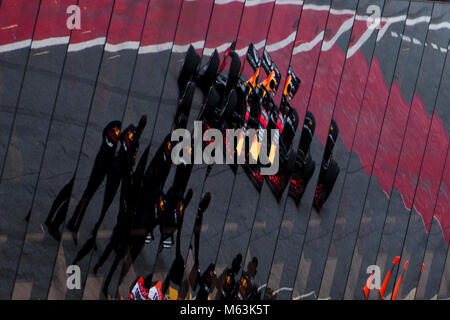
[323,159,339,200]
[288,151,315,205]
[285,146,298,175]
[175,81,196,129]
[303,152,316,188]
[200,86,221,122]
[225,51,241,94]
[197,49,220,95]
[313,159,339,211]
[178,45,201,94]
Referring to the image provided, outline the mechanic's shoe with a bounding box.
[163,238,173,249]
[145,233,154,244]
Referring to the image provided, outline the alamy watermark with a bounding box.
[66,5,81,30]
[365,265,381,290]
[66,265,81,290]
[366,5,381,30]
[170,121,280,176]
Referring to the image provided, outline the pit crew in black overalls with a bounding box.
[45,120,122,240]
[72,116,147,263]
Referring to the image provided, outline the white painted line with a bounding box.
[275,0,303,6]
[245,0,275,7]
[273,287,293,294]
[405,16,431,26]
[31,36,70,49]
[0,8,444,61]
[329,8,356,16]
[266,31,296,53]
[292,290,317,300]
[322,17,354,51]
[377,15,407,41]
[104,41,140,52]
[68,37,106,52]
[293,31,324,55]
[215,0,245,5]
[0,39,31,53]
[347,26,376,58]
[203,42,232,56]
[303,4,329,11]
[138,41,173,54]
[429,21,450,30]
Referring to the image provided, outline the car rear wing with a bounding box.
[246,42,262,73]
[284,66,301,100]
[261,49,281,94]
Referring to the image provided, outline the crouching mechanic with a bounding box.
[128,275,164,300]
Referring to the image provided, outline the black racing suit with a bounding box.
[48,120,121,232]
[73,124,141,264]
[95,146,150,297]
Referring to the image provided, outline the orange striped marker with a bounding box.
[414,263,425,299]
[392,261,408,300]
[379,256,400,300]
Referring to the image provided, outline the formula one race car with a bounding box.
[288,111,317,205]
[264,66,302,200]
[312,119,340,211]
[241,48,283,191]
[198,44,242,137]
[237,49,281,191]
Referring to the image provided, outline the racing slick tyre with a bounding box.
[313,159,339,211]
[288,151,315,206]
[303,152,316,190]
[266,146,299,201]
[200,86,221,122]
[197,49,220,95]
[225,51,241,93]
[178,45,201,94]
[175,81,196,129]
[285,146,298,175]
